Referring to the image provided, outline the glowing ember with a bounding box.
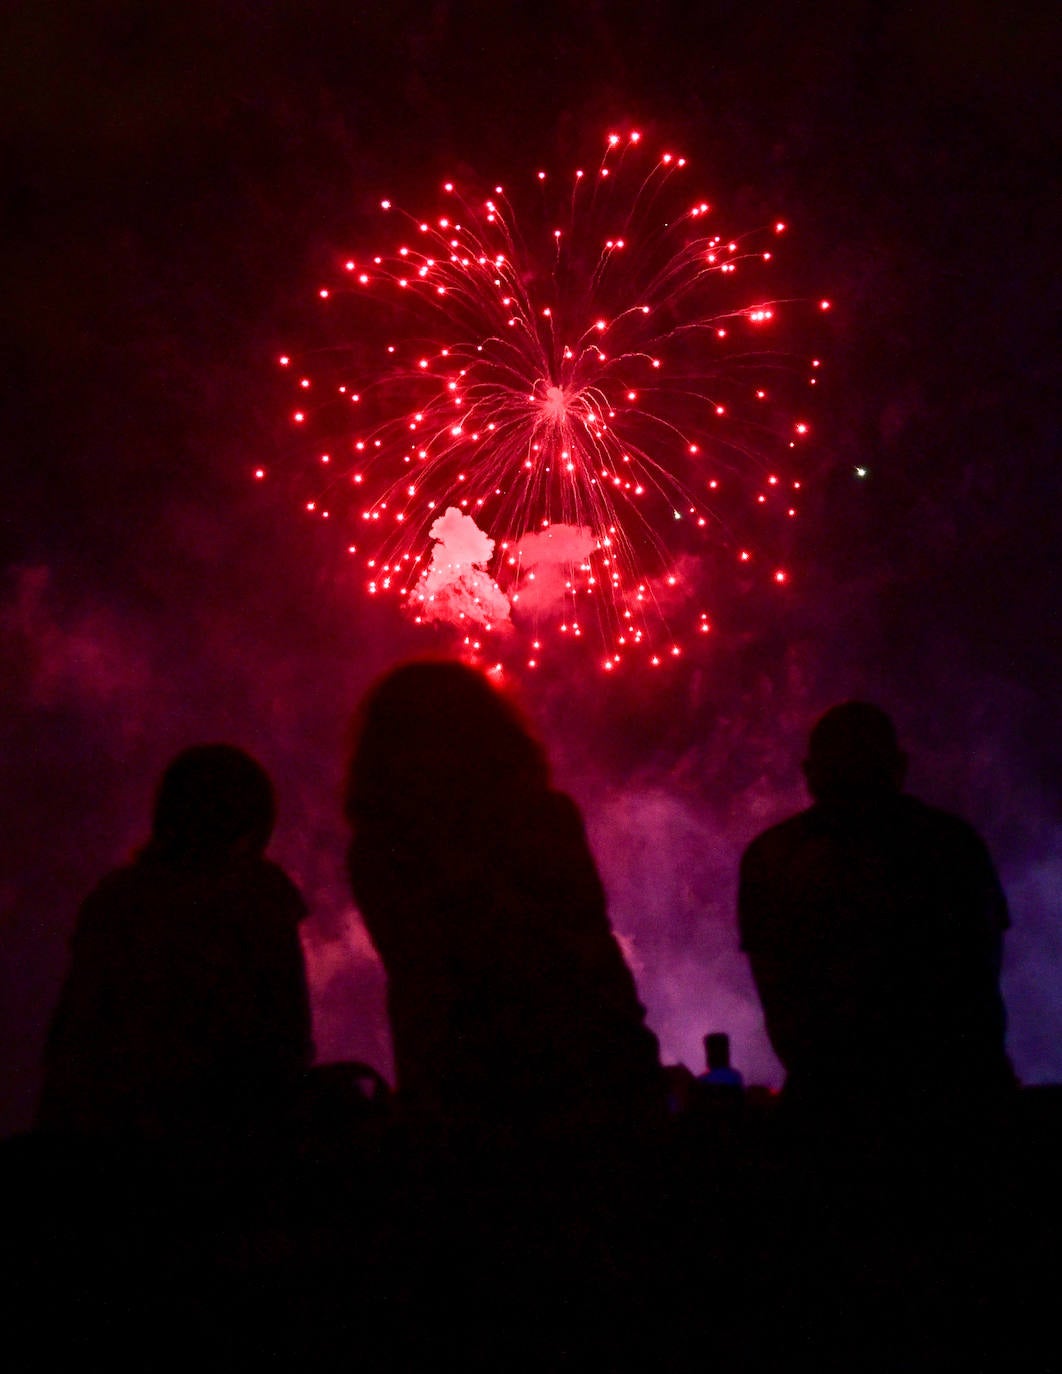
[277,129,826,670]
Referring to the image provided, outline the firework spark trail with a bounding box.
[275,130,828,672]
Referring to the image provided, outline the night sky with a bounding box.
[3,1,1059,1136]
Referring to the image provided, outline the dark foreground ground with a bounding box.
[3,1083,1059,1372]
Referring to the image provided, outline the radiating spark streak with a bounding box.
[277,130,826,670]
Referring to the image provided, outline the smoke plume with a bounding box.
[409,507,511,631]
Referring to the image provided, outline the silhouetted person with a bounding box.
[38,744,313,1143]
[344,660,663,1144]
[698,1032,744,1089]
[738,703,1013,1124]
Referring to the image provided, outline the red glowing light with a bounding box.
[281,131,826,667]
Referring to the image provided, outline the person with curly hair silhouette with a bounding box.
[345,660,662,1145]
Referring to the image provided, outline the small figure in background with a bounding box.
[697,1032,744,1090]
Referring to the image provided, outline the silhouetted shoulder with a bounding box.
[73,863,142,930]
[70,854,306,954]
[740,807,819,865]
[40,849,313,1136]
[737,808,819,951]
[739,793,1009,952]
[234,855,309,925]
[897,797,1010,923]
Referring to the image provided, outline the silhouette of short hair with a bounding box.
[345,659,549,822]
[152,744,276,858]
[804,701,905,801]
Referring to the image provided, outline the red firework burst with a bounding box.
[273,128,828,673]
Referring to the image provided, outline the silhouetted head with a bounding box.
[345,659,549,826]
[704,1032,731,1071]
[803,702,906,803]
[152,744,276,860]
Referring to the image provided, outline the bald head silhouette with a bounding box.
[802,702,907,804]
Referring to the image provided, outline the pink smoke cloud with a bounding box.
[1,566,152,711]
[408,507,511,631]
[508,523,596,617]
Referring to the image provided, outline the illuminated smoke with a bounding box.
[410,506,511,630]
[508,523,596,616]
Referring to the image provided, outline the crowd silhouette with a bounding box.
[4,662,1055,1369]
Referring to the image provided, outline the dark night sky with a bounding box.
[2,1,1060,1134]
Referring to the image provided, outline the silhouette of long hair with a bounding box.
[345,660,549,830]
[344,659,661,1131]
